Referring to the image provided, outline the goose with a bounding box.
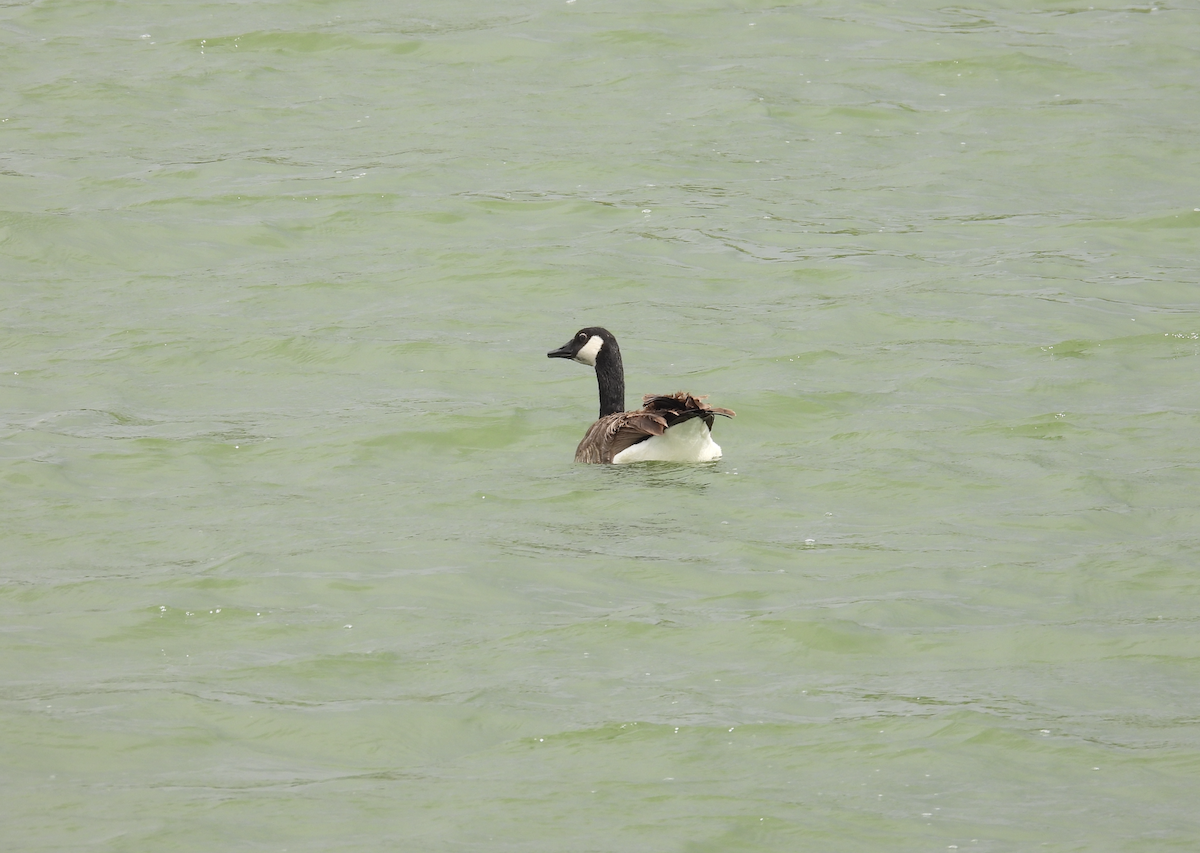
[547,326,734,464]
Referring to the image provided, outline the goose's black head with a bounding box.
[547,327,617,367]
[548,327,625,417]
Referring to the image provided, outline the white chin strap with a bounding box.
[573,335,604,366]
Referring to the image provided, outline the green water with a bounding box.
[3,0,1198,850]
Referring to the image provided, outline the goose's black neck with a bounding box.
[594,337,625,418]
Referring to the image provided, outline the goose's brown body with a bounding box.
[574,392,734,463]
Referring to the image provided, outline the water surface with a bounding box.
[3,1,1199,850]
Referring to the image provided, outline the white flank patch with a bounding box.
[612,417,723,464]
[573,334,604,366]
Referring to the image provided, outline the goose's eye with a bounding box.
[578,333,586,340]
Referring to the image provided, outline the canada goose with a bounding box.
[547,326,734,464]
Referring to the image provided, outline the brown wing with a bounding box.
[605,413,669,459]
[642,392,735,424]
[573,418,610,463]
[574,412,669,463]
